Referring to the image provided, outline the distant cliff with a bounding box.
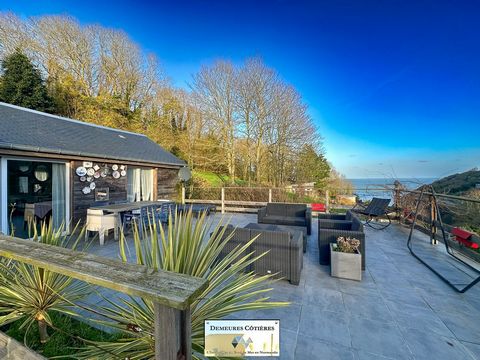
[431,169,480,197]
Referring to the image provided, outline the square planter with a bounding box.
[330,243,362,281]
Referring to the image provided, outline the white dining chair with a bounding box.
[85,209,116,246]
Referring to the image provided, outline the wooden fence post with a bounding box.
[393,180,401,220]
[325,190,330,213]
[180,308,192,359]
[154,303,192,360]
[221,187,225,214]
[154,303,177,360]
[268,188,272,203]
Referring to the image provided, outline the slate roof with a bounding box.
[0,102,185,166]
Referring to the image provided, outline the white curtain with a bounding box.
[127,168,141,202]
[52,163,66,230]
[141,169,153,201]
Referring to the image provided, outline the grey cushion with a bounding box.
[262,215,288,223]
[245,223,279,231]
[279,217,307,226]
[266,203,287,217]
[285,204,307,218]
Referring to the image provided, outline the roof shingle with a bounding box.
[0,102,185,166]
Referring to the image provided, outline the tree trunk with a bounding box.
[38,318,49,343]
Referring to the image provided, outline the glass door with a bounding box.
[6,159,67,238]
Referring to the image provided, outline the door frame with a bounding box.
[0,156,71,236]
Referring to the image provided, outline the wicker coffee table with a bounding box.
[245,223,307,252]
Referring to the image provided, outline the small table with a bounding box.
[244,223,307,252]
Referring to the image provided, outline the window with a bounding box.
[127,167,153,202]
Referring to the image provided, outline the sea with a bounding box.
[348,178,437,201]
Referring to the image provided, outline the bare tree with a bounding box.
[190,60,238,183]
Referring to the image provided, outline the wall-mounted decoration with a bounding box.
[95,187,109,201]
[19,163,30,173]
[76,167,87,176]
[34,183,42,193]
[77,162,127,195]
[19,177,28,193]
[34,165,49,181]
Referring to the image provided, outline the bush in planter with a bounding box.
[330,237,362,281]
[333,237,360,253]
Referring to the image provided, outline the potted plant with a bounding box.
[330,236,362,281]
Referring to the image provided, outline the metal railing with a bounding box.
[182,184,480,242]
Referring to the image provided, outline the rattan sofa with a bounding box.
[217,225,303,285]
[318,210,366,269]
[258,203,312,235]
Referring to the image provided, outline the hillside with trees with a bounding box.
[0,13,350,192]
[431,169,480,197]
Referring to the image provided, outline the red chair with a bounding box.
[311,203,326,212]
[451,227,479,249]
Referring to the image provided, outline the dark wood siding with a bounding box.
[71,161,180,222]
[72,160,128,223]
[157,168,178,200]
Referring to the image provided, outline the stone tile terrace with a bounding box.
[85,213,480,360]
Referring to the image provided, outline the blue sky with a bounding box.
[2,0,479,179]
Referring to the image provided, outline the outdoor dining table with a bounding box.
[90,201,161,240]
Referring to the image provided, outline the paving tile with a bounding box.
[354,349,412,360]
[348,317,410,359]
[267,281,305,305]
[418,289,477,317]
[343,293,393,322]
[378,286,429,308]
[385,300,454,338]
[435,309,480,343]
[303,286,345,313]
[298,306,351,347]
[462,341,480,360]
[404,328,474,360]
[295,335,355,360]
[234,304,302,333]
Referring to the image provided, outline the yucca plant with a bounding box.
[0,221,91,344]
[77,210,288,359]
